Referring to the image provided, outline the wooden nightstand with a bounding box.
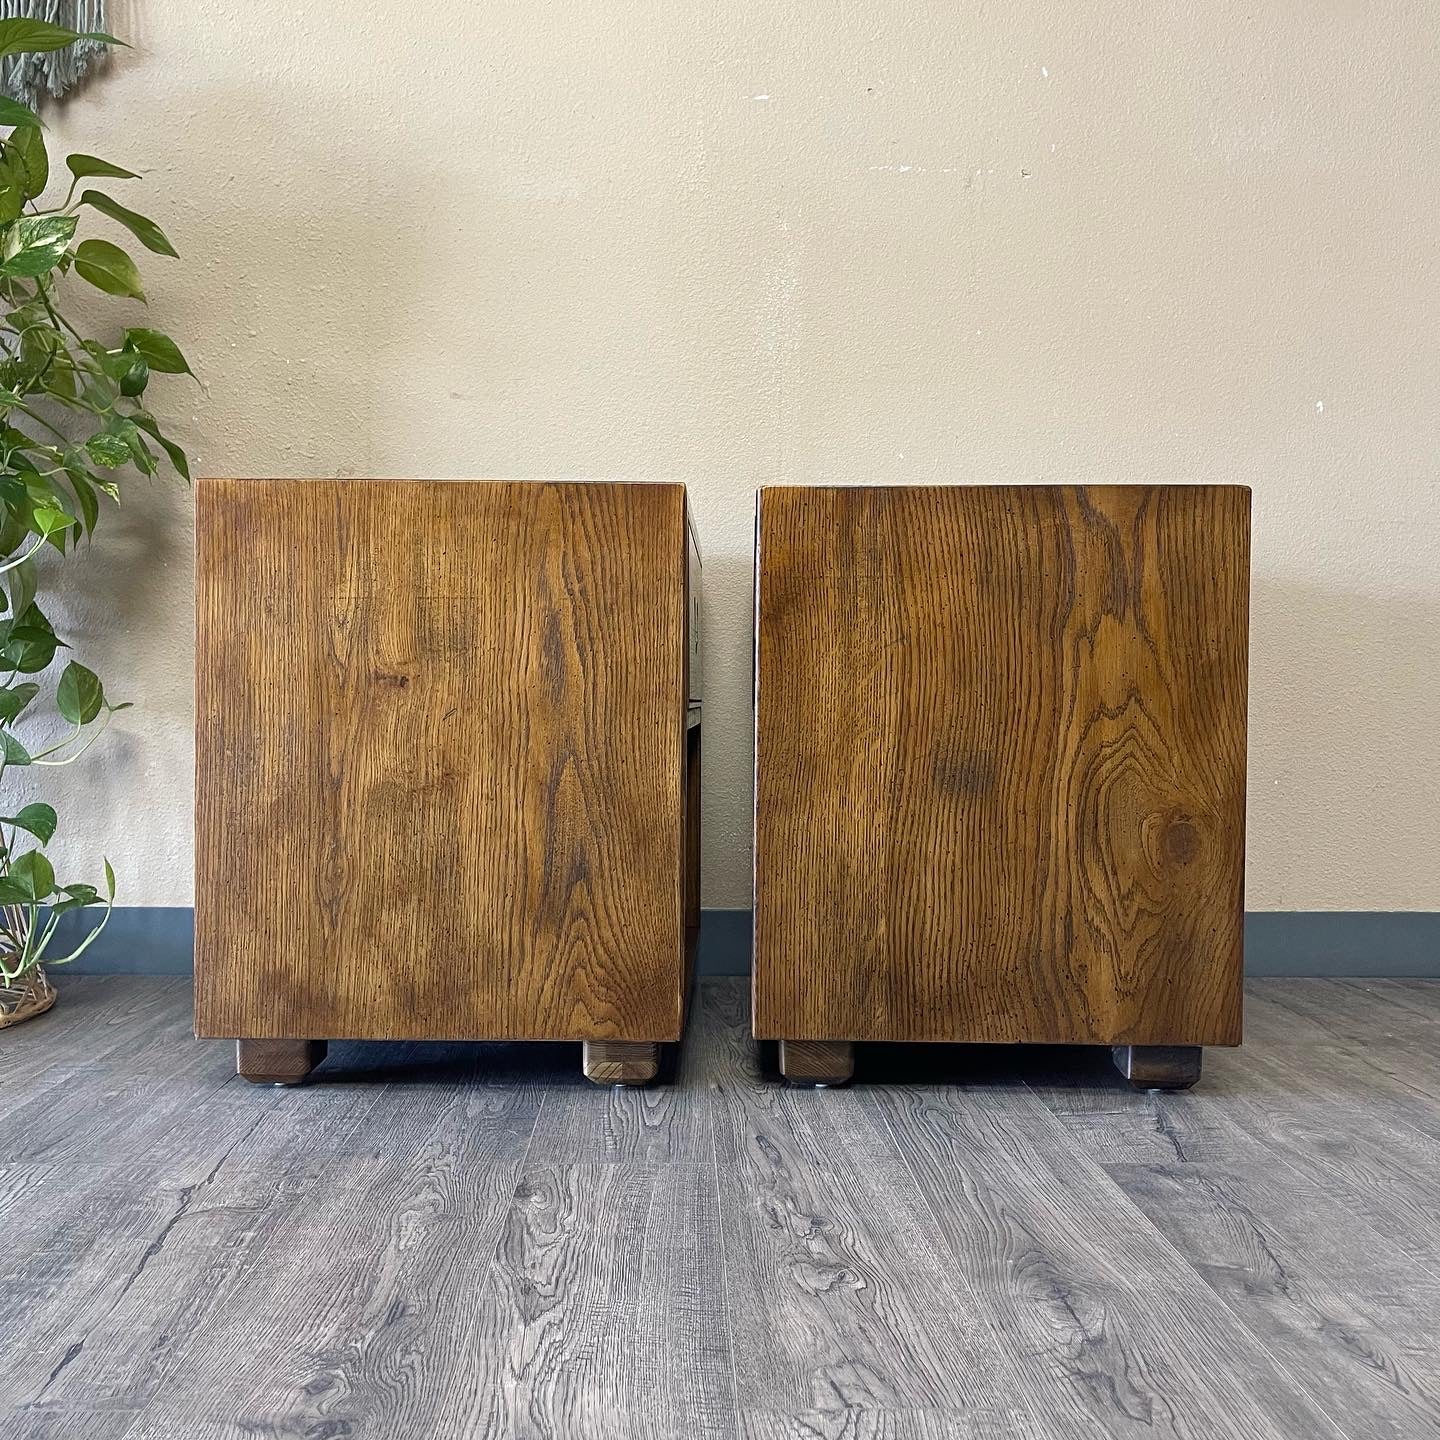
[195,479,700,1086]
[753,484,1249,1089]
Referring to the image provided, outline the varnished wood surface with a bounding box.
[777,1038,854,1086]
[583,1040,660,1086]
[754,484,1250,1048]
[235,1038,327,1085]
[4,975,1440,1438]
[196,479,694,1045]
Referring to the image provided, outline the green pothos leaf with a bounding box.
[66,153,138,181]
[66,468,101,532]
[0,729,32,766]
[0,215,75,280]
[0,681,38,721]
[132,412,189,480]
[123,327,191,376]
[1,622,62,673]
[5,553,35,620]
[117,354,148,396]
[31,504,74,537]
[85,432,131,468]
[1,802,56,843]
[0,19,121,60]
[6,848,53,900]
[0,154,26,224]
[80,190,176,258]
[9,123,46,198]
[56,659,104,724]
[0,96,41,129]
[73,237,145,300]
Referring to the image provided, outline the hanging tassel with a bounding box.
[0,0,109,108]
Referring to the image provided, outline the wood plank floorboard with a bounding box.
[706,986,1033,1425]
[738,1410,1027,1439]
[1106,1160,1440,1440]
[0,1409,140,1440]
[869,1087,1350,1439]
[1,976,1438,1438]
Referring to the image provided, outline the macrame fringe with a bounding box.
[0,0,108,108]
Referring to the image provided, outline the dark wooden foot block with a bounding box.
[778,1039,854,1086]
[1113,1044,1202,1091]
[583,1041,660,1086]
[237,1038,328,1085]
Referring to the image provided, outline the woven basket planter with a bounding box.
[0,967,57,1029]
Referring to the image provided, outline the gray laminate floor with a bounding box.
[1,977,1439,1439]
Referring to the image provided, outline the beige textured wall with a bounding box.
[22,0,1439,911]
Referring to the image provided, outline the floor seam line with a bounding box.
[708,992,747,1440]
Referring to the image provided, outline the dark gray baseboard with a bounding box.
[1241,911,1440,978]
[45,906,1440,979]
[50,906,195,976]
[693,908,754,979]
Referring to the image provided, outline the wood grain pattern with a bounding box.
[1107,1160,1440,1440]
[583,1040,660,1086]
[754,484,1249,1048]
[777,1039,854,1086]
[526,1058,704,1165]
[739,1411,1029,1439]
[236,1038,327,1085]
[447,1162,737,1439]
[707,1011,1023,1419]
[196,479,696,1045]
[0,1410,141,1439]
[870,1082,1351,1440]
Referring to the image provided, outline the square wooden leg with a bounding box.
[1112,1044,1202,1091]
[778,1040,854,1087]
[237,1039,328,1085]
[583,1041,659,1087]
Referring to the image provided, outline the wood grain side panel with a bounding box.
[753,484,1249,1048]
[196,479,687,1042]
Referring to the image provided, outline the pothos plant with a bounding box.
[0,19,190,987]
